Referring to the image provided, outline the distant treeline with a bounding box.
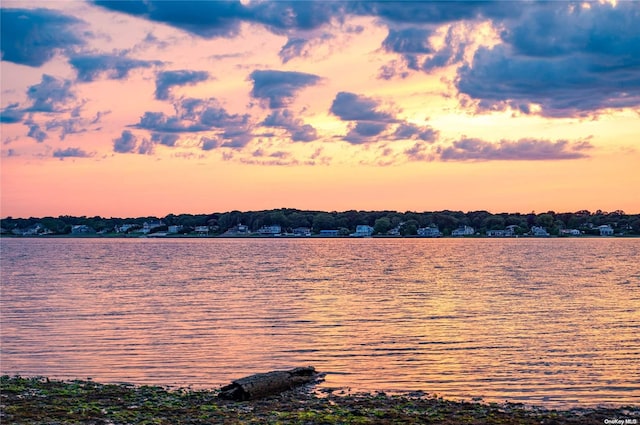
[2,208,639,236]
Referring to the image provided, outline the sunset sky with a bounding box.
[1,0,639,217]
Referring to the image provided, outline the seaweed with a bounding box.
[1,375,638,424]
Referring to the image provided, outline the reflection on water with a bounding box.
[1,238,639,408]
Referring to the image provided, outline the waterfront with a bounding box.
[1,238,638,408]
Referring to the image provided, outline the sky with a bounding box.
[1,0,639,218]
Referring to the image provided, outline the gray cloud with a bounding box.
[351,1,523,25]
[261,109,318,142]
[382,27,433,71]
[25,75,77,113]
[0,104,25,124]
[250,70,321,108]
[330,91,395,122]
[440,138,593,161]
[405,141,435,162]
[113,130,137,153]
[93,0,247,38]
[278,38,308,63]
[70,53,161,82]
[457,2,640,117]
[392,122,438,142]
[53,147,92,158]
[200,136,221,151]
[134,98,253,148]
[343,121,388,144]
[151,132,179,147]
[155,70,210,100]
[44,117,87,140]
[26,121,47,143]
[137,138,155,155]
[0,8,84,67]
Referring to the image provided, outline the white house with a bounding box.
[451,225,474,236]
[418,226,442,237]
[351,225,374,237]
[167,225,183,234]
[258,224,282,235]
[194,225,209,235]
[142,221,164,234]
[71,224,95,234]
[293,227,311,237]
[115,223,138,233]
[531,226,549,237]
[559,229,581,236]
[598,224,614,236]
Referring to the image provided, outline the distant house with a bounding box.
[222,223,249,236]
[293,227,311,237]
[319,229,339,237]
[142,221,164,234]
[71,225,95,234]
[194,225,209,235]
[451,225,474,237]
[167,225,184,234]
[258,225,282,235]
[559,229,581,236]
[351,225,374,237]
[115,223,138,233]
[418,226,442,237]
[530,226,549,237]
[487,226,517,237]
[387,225,402,236]
[598,225,614,236]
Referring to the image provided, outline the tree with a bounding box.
[400,220,418,236]
[312,212,335,232]
[373,217,391,235]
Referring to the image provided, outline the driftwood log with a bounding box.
[218,366,318,401]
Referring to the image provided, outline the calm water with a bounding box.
[1,238,639,408]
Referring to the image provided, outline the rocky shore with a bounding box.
[2,375,638,424]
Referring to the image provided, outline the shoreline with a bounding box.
[2,376,638,425]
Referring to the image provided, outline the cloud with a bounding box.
[151,132,179,147]
[343,122,389,144]
[278,33,334,63]
[261,109,318,142]
[456,2,640,117]
[134,98,253,148]
[392,123,438,142]
[0,104,25,124]
[155,70,210,100]
[113,130,137,153]
[69,53,161,82]
[52,147,92,158]
[439,138,593,161]
[330,91,395,122]
[248,1,344,33]
[0,8,84,67]
[422,25,468,71]
[45,117,88,140]
[250,70,321,108]
[330,92,436,145]
[24,75,77,113]
[137,138,154,155]
[26,121,47,143]
[278,38,308,63]
[93,0,247,38]
[382,27,433,70]
[200,136,220,151]
[405,141,436,162]
[352,1,522,25]
[95,0,347,39]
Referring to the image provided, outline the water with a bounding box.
[1,238,639,408]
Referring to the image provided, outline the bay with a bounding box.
[1,238,638,408]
